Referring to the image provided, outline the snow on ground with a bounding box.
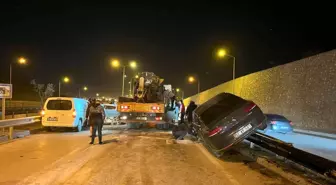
[0,128,299,185]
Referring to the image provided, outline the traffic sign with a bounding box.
[0,84,12,99]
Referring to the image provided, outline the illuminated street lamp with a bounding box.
[129,61,137,69]
[135,75,139,79]
[110,59,138,96]
[188,75,200,103]
[58,76,70,97]
[216,48,236,93]
[216,49,226,58]
[188,76,195,83]
[111,59,120,68]
[96,93,99,97]
[187,75,200,95]
[176,88,184,99]
[78,86,88,98]
[10,57,28,84]
[18,57,27,65]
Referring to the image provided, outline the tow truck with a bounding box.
[117,72,175,128]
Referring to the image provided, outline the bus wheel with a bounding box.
[76,120,82,132]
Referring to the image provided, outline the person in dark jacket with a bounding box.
[186,101,197,123]
[179,100,186,124]
[86,98,94,136]
[86,98,105,144]
[172,123,188,140]
[170,95,176,111]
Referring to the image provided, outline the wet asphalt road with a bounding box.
[0,126,310,185]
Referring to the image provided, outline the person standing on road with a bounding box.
[174,101,180,123]
[179,100,185,124]
[186,101,197,123]
[86,98,105,144]
[86,98,94,136]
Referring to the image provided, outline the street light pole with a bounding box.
[1,98,5,120]
[197,80,200,95]
[227,54,236,94]
[9,64,12,84]
[197,80,201,103]
[217,49,236,94]
[58,80,61,97]
[122,65,126,96]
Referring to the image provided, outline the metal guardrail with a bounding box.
[0,116,41,140]
[247,132,336,180]
[294,128,336,140]
[0,116,41,128]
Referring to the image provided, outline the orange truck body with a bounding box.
[117,102,166,125]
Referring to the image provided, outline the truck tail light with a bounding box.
[41,109,46,117]
[155,117,162,121]
[72,110,77,118]
[244,102,256,112]
[121,105,130,110]
[208,126,223,137]
[152,106,160,110]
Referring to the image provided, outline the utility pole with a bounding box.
[58,80,61,97]
[122,66,126,96]
[1,98,5,120]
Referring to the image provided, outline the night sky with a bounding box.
[0,2,335,100]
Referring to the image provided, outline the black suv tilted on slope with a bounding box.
[192,93,267,156]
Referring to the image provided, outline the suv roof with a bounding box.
[195,93,247,127]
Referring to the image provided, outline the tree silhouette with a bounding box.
[30,79,55,108]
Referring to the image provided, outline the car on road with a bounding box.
[263,114,293,133]
[192,93,267,157]
[41,97,88,132]
[102,103,120,125]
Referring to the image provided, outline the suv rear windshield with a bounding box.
[200,94,246,126]
[46,100,72,110]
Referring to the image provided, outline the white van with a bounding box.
[41,97,88,132]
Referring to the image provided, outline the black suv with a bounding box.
[192,93,266,156]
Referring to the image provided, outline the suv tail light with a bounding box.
[72,110,77,118]
[41,109,46,117]
[244,102,256,112]
[152,106,160,110]
[208,126,223,137]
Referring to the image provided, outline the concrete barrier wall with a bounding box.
[184,50,336,132]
